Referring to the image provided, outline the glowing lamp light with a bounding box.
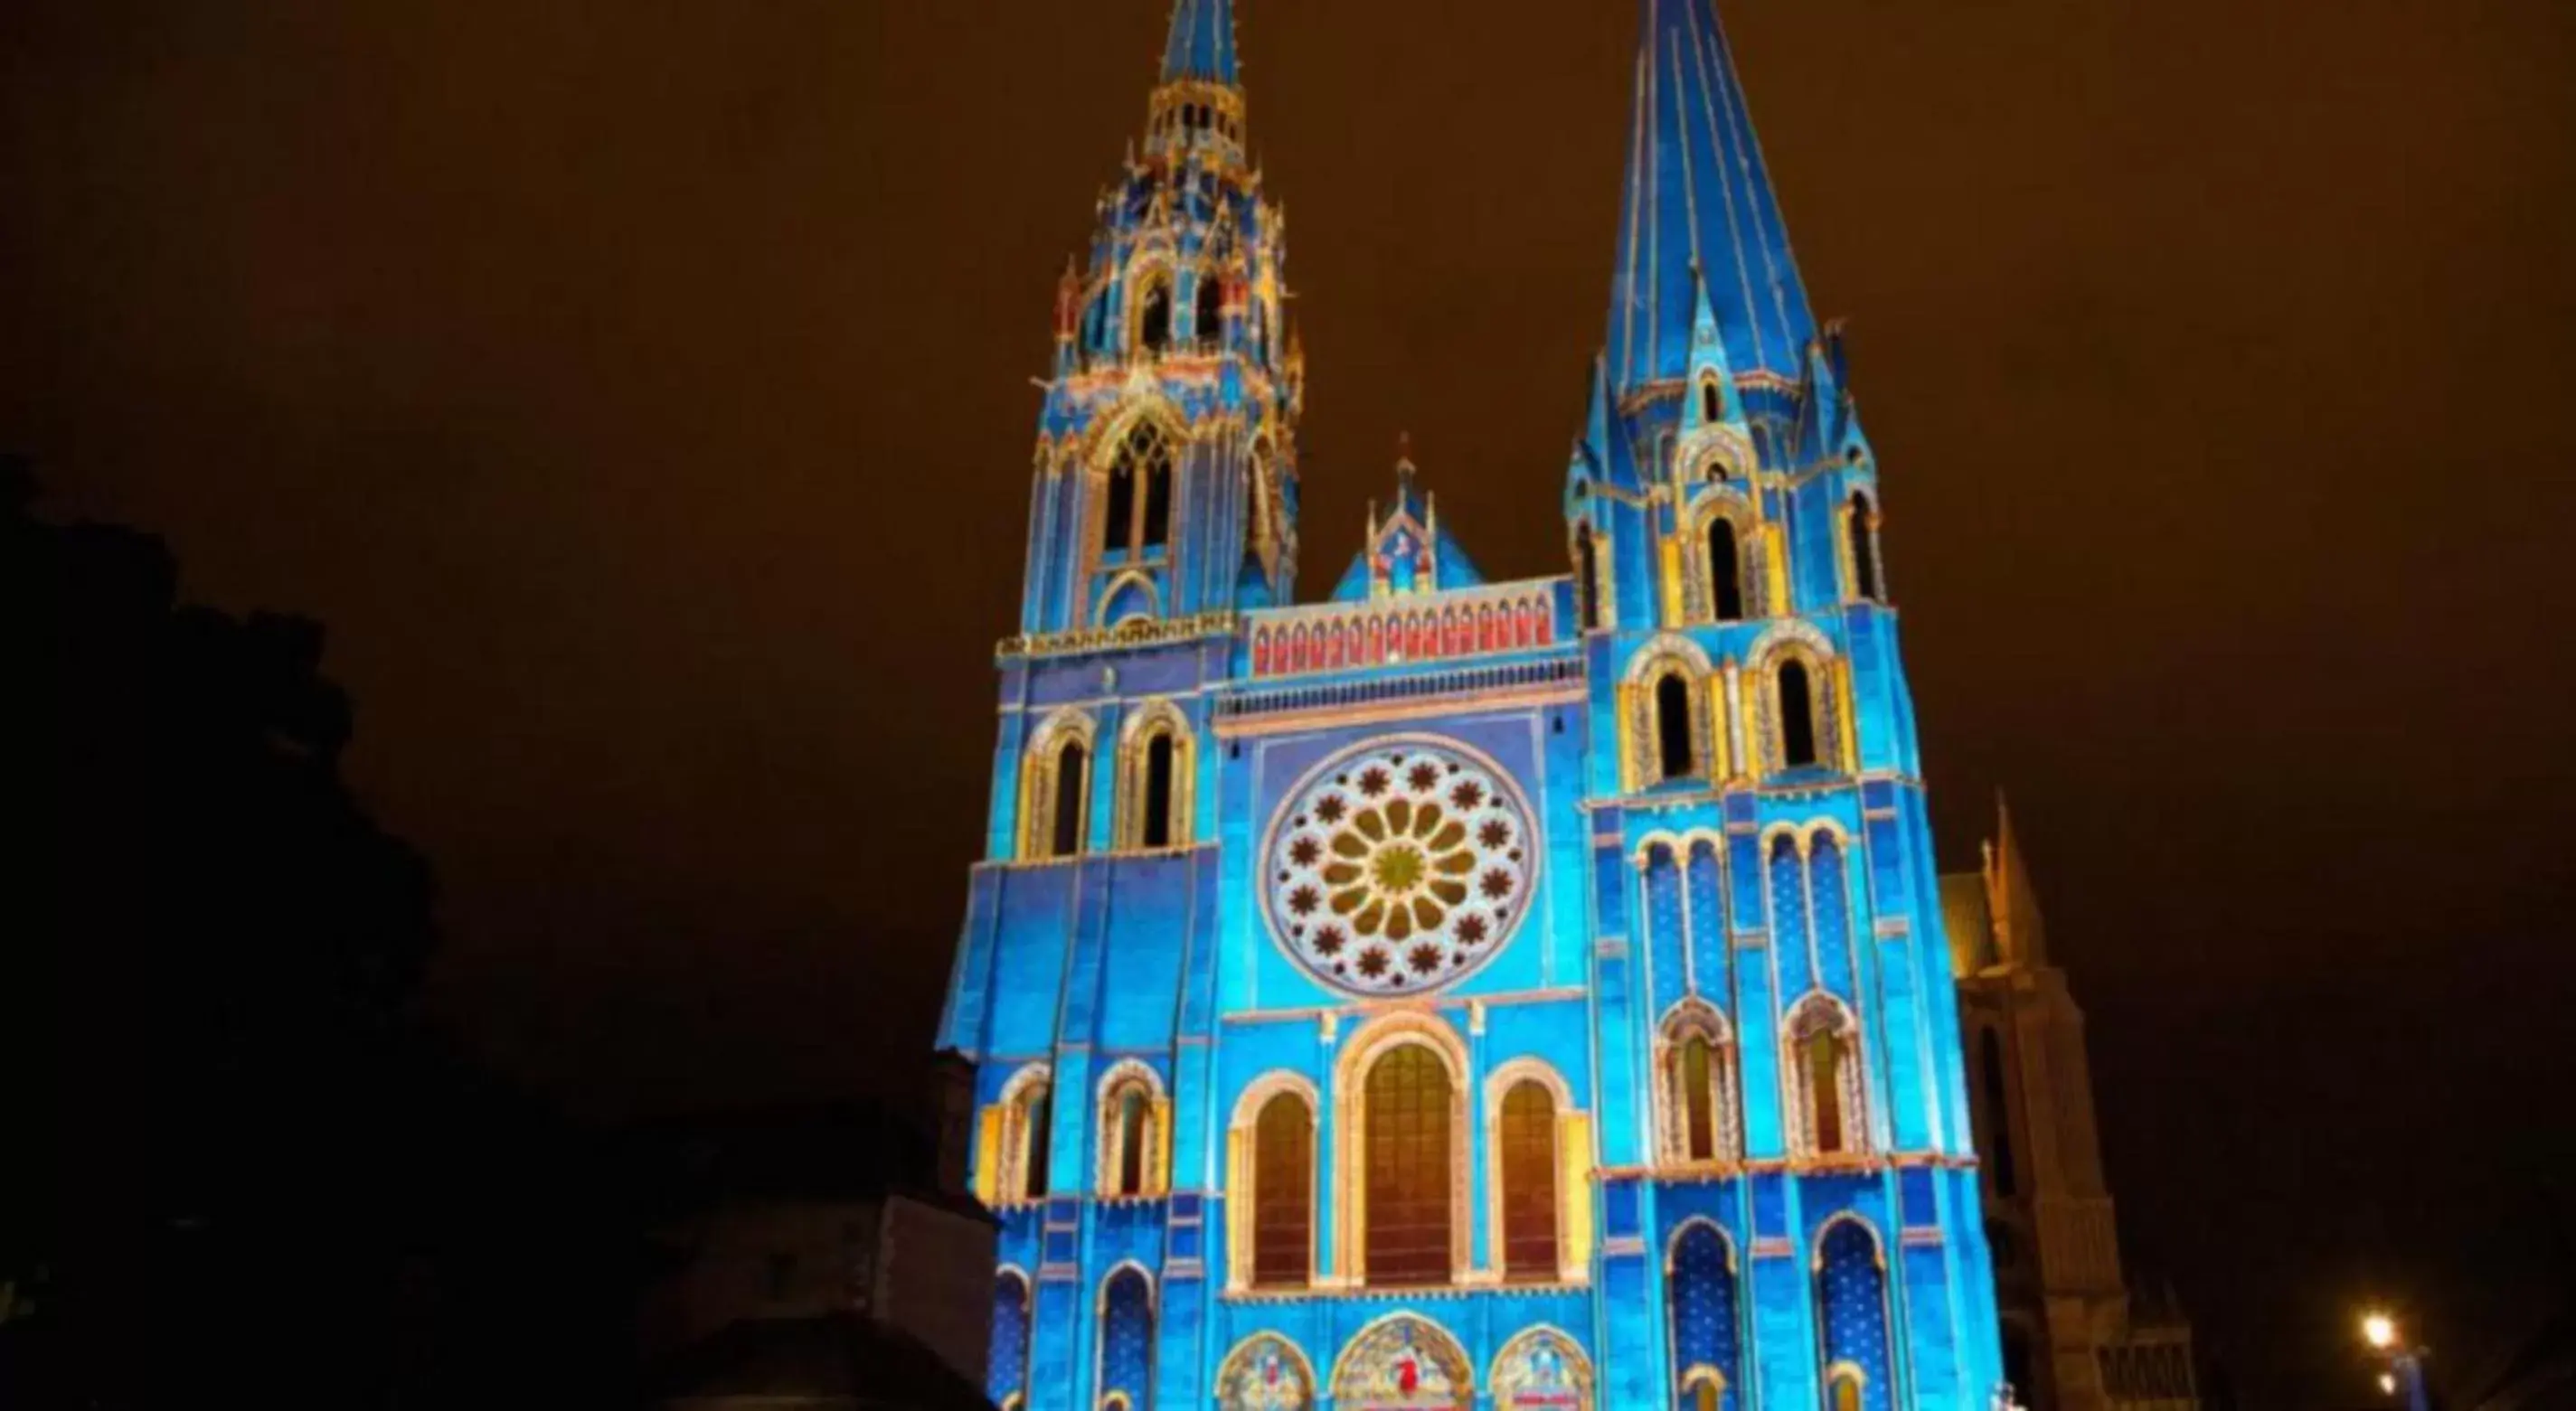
[2363,1312,2399,1350]
[2379,1373,2399,1397]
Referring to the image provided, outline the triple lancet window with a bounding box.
[1227,1023,1588,1295]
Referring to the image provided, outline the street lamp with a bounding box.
[2360,1311,2429,1411]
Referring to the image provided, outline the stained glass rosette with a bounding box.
[1263,739,1534,996]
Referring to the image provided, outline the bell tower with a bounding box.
[1018,0,1301,638]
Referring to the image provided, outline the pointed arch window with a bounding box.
[1574,524,1604,631]
[1020,715,1097,861]
[1660,1007,1738,1166]
[1050,740,1090,857]
[1846,492,1883,604]
[1779,660,1820,770]
[1194,272,1225,346]
[1119,709,1193,851]
[1251,1091,1314,1288]
[1138,278,1174,354]
[1363,1043,1453,1287]
[985,1071,1053,1204]
[1701,377,1723,425]
[1787,997,1866,1161]
[1101,420,1176,561]
[1655,673,1696,782]
[1497,1080,1560,1282]
[1706,520,1746,623]
[1099,1068,1165,1198]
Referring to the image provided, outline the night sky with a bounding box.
[6,2,2574,1405]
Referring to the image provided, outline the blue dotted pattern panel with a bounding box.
[990,1275,1032,1402]
[1813,836,1854,1002]
[1668,1224,1743,1410]
[1818,1223,1894,1411]
[1769,839,1812,1000]
[1101,1270,1156,1407]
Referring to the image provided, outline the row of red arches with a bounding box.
[1250,596,1555,678]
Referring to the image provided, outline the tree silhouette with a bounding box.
[1,455,629,1406]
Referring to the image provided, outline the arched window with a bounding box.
[1195,275,1224,344]
[1701,378,1723,424]
[1010,1077,1052,1201]
[1138,279,1173,353]
[1363,1044,1452,1287]
[990,1272,1033,1406]
[1816,1221,1892,1411]
[1121,710,1191,851]
[1141,454,1172,550]
[1102,463,1137,554]
[1706,521,1745,622]
[1098,1267,1155,1411]
[1497,1081,1559,1282]
[1252,1092,1314,1288]
[1788,997,1864,1160]
[1779,660,1819,769]
[1141,734,1176,849]
[1655,673,1695,782]
[1661,1006,1736,1166]
[1669,1223,1742,1411]
[1980,1029,2018,1197]
[1847,493,1882,603]
[1102,421,1175,560]
[1575,525,1603,631]
[1051,739,1089,858]
[1099,1068,1165,1199]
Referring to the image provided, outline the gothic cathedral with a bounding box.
[938,4,2012,1408]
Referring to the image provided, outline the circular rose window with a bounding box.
[1263,738,1535,996]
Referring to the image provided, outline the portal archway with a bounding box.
[1328,1313,1472,1411]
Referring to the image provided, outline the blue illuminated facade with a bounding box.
[939,3,2008,1407]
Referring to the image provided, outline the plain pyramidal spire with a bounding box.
[1161,0,1240,87]
[1606,0,1816,390]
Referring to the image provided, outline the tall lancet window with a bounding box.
[1098,1267,1156,1411]
[1575,524,1605,631]
[1847,492,1883,603]
[1101,421,1176,560]
[1787,995,1866,1160]
[1496,1080,1559,1283]
[1138,278,1173,354]
[1655,673,1696,782]
[1050,740,1089,858]
[1252,1091,1315,1289]
[1707,521,1746,623]
[1779,660,1820,769]
[1194,271,1225,345]
[1363,1044,1453,1287]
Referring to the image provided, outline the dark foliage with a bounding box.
[0,456,636,1406]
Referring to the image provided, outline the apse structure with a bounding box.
[939,3,2011,1407]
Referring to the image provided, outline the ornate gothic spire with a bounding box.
[1605,0,1816,391]
[1160,0,1239,88]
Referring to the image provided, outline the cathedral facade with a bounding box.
[938,4,2010,1407]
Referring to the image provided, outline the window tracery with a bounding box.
[1657,1002,1739,1167]
[983,1065,1054,1205]
[1748,633,1848,779]
[1785,994,1868,1162]
[1334,1015,1470,1288]
[1264,739,1534,997]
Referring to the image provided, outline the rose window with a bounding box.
[1265,739,1534,996]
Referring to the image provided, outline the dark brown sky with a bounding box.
[7,2,2575,1404]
